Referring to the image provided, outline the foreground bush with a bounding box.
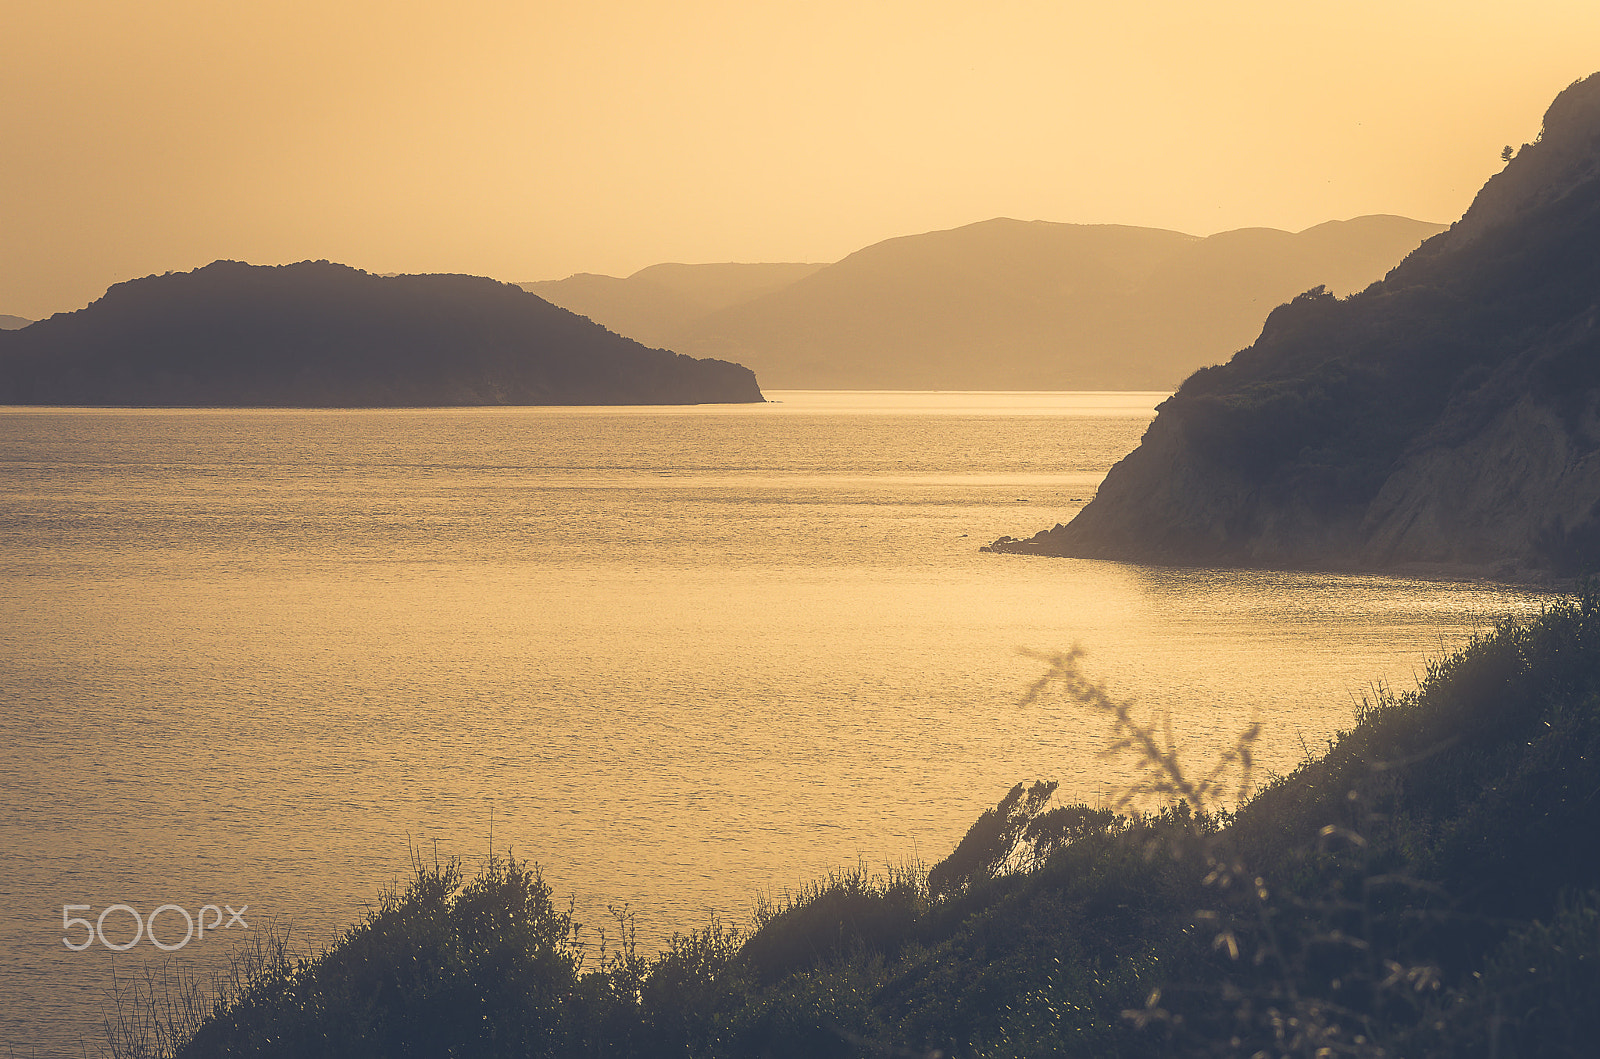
[123,590,1600,1058]
[168,855,585,1058]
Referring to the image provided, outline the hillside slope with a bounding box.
[0,261,762,406]
[158,592,1600,1058]
[988,73,1600,575]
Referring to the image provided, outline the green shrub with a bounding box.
[176,852,582,1058]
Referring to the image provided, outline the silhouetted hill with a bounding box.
[0,261,762,406]
[0,314,30,330]
[520,262,825,350]
[988,72,1600,576]
[528,217,1441,390]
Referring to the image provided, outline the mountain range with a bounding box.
[525,215,1444,390]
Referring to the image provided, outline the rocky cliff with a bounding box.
[0,261,763,406]
[987,73,1600,576]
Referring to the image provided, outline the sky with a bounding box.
[3,0,1598,319]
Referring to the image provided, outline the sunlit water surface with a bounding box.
[0,392,1549,1054]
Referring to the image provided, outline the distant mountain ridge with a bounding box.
[987,72,1600,577]
[0,315,30,330]
[522,262,826,348]
[0,261,762,406]
[525,215,1443,390]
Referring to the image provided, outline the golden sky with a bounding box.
[4,0,1597,318]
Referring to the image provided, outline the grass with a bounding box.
[111,589,1600,1057]
[104,926,296,1059]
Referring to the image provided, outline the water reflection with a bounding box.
[0,396,1551,1055]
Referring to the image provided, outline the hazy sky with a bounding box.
[4,0,1598,318]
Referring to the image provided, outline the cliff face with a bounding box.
[988,73,1600,576]
[0,261,763,406]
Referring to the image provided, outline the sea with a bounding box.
[0,391,1550,1056]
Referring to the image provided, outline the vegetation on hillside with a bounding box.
[1167,148,1600,524]
[113,589,1600,1058]
[990,72,1600,572]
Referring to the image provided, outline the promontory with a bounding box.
[988,72,1600,578]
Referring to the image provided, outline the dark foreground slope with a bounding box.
[988,73,1600,575]
[139,592,1600,1058]
[0,261,762,406]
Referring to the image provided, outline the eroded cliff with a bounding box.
[988,73,1600,576]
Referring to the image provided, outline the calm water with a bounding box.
[0,392,1548,1055]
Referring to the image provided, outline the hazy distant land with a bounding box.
[2,217,1440,401]
[0,261,762,406]
[522,262,828,350]
[0,314,30,330]
[524,215,1444,390]
[990,72,1600,579]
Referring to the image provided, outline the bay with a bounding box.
[0,392,1547,1055]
